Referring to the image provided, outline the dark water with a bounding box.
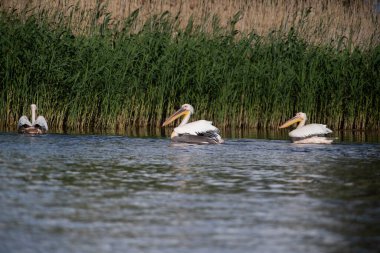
[0,132,379,253]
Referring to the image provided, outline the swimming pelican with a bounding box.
[18,104,48,134]
[162,104,224,144]
[279,112,333,144]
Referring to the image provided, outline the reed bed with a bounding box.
[0,3,379,132]
[2,0,379,48]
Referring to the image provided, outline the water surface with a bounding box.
[0,132,379,253]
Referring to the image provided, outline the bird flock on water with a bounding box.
[17,103,334,144]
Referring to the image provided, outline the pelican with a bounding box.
[162,104,224,144]
[279,112,333,144]
[18,104,48,134]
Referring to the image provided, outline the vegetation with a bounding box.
[2,0,379,48]
[0,2,379,132]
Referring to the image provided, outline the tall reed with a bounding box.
[2,0,379,49]
[0,5,379,132]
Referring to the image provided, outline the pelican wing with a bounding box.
[174,120,219,136]
[34,116,48,131]
[18,116,32,128]
[289,124,332,138]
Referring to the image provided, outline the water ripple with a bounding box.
[0,133,379,253]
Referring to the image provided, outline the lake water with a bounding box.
[0,131,379,253]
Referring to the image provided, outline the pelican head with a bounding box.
[162,104,194,126]
[279,112,307,128]
[30,104,38,124]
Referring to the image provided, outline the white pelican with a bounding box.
[279,112,333,144]
[162,104,224,144]
[18,104,48,134]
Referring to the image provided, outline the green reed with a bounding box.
[0,8,379,132]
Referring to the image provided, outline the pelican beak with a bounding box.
[162,108,189,127]
[279,115,302,129]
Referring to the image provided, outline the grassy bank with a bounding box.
[0,8,379,132]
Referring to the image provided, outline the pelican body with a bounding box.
[18,104,48,134]
[162,104,224,144]
[279,112,333,144]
